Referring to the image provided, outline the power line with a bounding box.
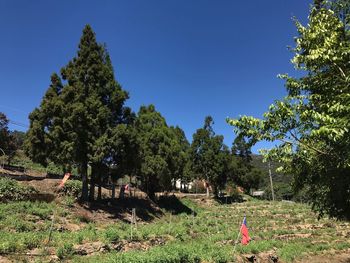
[0,104,27,114]
[8,120,29,129]
[0,104,29,128]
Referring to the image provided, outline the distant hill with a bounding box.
[251,154,294,200]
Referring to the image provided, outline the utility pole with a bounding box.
[268,161,275,201]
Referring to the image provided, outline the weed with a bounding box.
[56,243,74,259]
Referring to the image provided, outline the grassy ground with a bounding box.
[0,195,350,262]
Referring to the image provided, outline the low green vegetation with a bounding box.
[0,194,349,262]
[59,180,82,198]
[0,177,37,202]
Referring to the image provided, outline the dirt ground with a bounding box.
[0,169,162,226]
[1,168,350,263]
[295,250,350,263]
[235,249,350,263]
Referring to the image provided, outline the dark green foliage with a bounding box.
[25,25,130,201]
[9,130,25,151]
[0,177,37,202]
[109,122,139,181]
[250,155,294,200]
[0,112,16,163]
[190,116,230,196]
[229,136,264,192]
[134,105,185,199]
[169,126,191,190]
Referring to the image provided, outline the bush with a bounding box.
[63,196,76,207]
[104,227,120,243]
[56,243,74,259]
[59,180,81,198]
[0,177,37,202]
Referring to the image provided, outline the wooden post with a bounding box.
[131,208,137,226]
[130,208,137,240]
[47,213,55,245]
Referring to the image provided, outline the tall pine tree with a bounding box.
[191,116,229,197]
[26,25,130,201]
[134,105,178,199]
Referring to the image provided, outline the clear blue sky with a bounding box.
[0,0,312,152]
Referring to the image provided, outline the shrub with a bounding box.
[104,227,120,243]
[56,243,74,259]
[63,196,76,207]
[59,180,81,198]
[0,177,37,202]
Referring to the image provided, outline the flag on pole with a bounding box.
[58,173,71,189]
[241,216,250,245]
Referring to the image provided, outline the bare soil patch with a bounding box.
[295,250,350,263]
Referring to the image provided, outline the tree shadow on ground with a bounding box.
[215,194,245,205]
[80,197,164,223]
[155,195,196,215]
[29,193,56,202]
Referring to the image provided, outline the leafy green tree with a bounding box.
[10,131,26,151]
[232,136,252,163]
[169,126,190,190]
[109,119,139,185]
[191,116,229,197]
[0,112,16,163]
[26,73,65,167]
[230,136,263,192]
[134,105,181,199]
[26,25,130,201]
[227,0,350,219]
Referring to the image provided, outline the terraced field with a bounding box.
[0,196,350,262]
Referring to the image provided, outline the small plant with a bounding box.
[75,234,84,244]
[104,227,120,243]
[59,180,81,198]
[63,196,76,207]
[0,177,37,202]
[56,243,74,260]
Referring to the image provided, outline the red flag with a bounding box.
[58,173,71,189]
[241,216,250,245]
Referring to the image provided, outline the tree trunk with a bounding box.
[206,176,210,198]
[81,161,89,201]
[97,171,102,200]
[148,191,156,201]
[213,185,219,198]
[205,173,210,198]
[89,164,96,201]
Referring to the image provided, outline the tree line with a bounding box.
[3,0,350,220]
[16,25,264,201]
[0,113,25,163]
